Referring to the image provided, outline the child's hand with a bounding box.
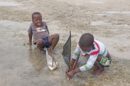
[66,68,72,79]
[27,42,32,46]
[30,41,32,45]
[66,70,75,79]
[66,67,72,73]
[66,68,80,79]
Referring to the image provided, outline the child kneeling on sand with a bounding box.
[66,33,112,79]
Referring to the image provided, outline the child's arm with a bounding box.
[79,54,98,72]
[44,22,49,34]
[46,25,49,34]
[67,54,98,79]
[68,45,80,71]
[28,32,32,45]
[28,25,33,45]
[67,58,81,79]
[66,67,81,79]
[68,59,76,71]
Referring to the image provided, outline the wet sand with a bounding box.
[0,0,130,86]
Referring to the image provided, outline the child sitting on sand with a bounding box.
[66,33,112,79]
[28,12,59,53]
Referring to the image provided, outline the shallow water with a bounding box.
[105,11,130,15]
[0,0,130,86]
[90,20,130,27]
[0,1,21,6]
[0,20,130,86]
[56,0,105,6]
[91,21,112,26]
[90,0,105,4]
[96,11,130,16]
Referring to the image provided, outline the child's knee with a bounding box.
[36,39,43,47]
[106,52,111,59]
[54,33,59,40]
[97,56,102,62]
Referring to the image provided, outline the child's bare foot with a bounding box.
[92,68,104,75]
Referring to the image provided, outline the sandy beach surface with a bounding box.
[0,0,130,86]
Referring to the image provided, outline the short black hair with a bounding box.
[32,12,42,19]
[79,33,94,47]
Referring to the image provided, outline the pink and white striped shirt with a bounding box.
[72,40,108,72]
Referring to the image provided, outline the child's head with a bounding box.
[79,33,94,51]
[32,12,42,27]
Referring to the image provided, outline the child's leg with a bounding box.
[36,39,44,50]
[94,61,104,75]
[106,52,112,62]
[93,52,112,75]
[92,56,104,75]
[49,33,59,50]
